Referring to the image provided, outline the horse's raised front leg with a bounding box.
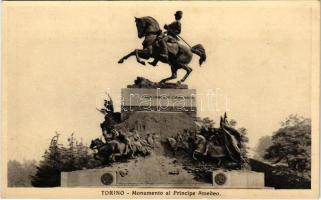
[118,49,146,66]
[118,50,135,64]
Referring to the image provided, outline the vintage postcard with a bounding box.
[1,1,320,199]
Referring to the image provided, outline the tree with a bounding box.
[264,115,311,176]
[201,117,215,129]
[31,134,63,187]
[254,136,272,160]
[31,133,100,187]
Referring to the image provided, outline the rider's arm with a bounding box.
[164,21,176,32]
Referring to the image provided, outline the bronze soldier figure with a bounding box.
[149,11,183,66]
[97,93,114,116]
[101,115,116,142]
[165,10,182,41]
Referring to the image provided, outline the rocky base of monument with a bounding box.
[127,77,188,89]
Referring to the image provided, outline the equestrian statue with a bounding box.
[118,11,207,84]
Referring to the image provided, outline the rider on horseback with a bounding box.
[149,11,183,66]
[118,13,206,83]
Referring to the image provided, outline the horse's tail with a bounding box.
[191,44,206,66]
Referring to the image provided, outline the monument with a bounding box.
[60,11,266,189]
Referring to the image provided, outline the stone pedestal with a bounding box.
[121,88,197,120]
[61,169,117,187]
[212,170,265,188]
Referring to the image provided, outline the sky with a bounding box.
[4,1,314,161]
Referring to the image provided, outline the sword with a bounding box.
[177,35,192,49]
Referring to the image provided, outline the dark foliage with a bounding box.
[250,159,311,189]
[264,115,311,173]
[262,114,311,188]
[31,133,100,187]
[201,117,215,129]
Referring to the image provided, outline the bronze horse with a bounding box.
[90,138,131,164]
[118,16,206,83]
[192,134,228,166]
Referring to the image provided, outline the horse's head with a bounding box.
[135,16,161,39]
[195,134,206,145]
[135,17,145,39]
[89,138,103,149]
